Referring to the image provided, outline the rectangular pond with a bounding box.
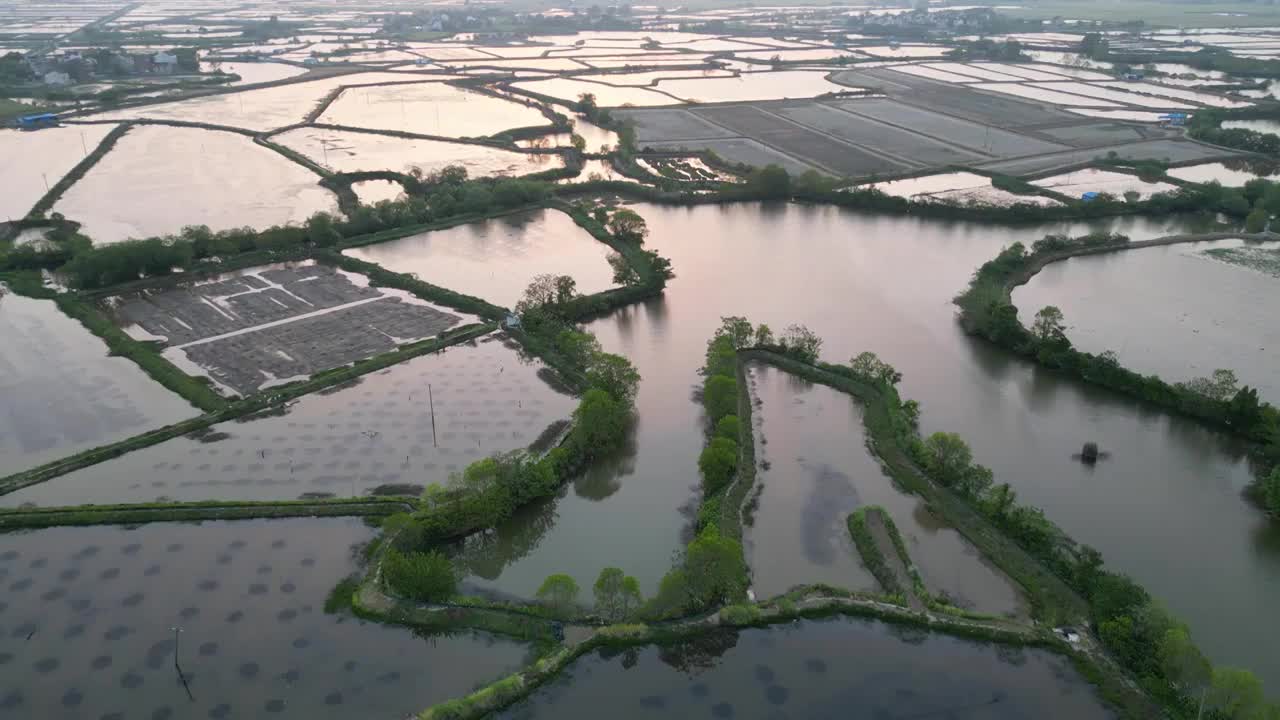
[53,126,337,245]
[744,362,1027,616]
[272,127,564,176]
[0,291,196,477]
[498,617,1113,719]
[342,208,617,309]
[0,518,530,719]
[318,82,552,138]
[0,124,117,223]
[2,331,576,506]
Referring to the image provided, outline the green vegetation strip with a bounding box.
[846,507,906,598]
[954,230,1280,470]
[0,498,411,530]
[27,124,131,219]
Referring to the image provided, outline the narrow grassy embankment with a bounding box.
[847,506,922,610]
[0,498,412,529]
[26,124,131,219]
[739,349,1089,622]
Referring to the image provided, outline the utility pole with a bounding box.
[170,626,182,668]
[428,383,437,448]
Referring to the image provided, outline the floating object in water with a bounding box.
[1081,442,1099,463]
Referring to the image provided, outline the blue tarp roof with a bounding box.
[17,113,58,123]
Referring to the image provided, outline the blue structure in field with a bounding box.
[15,113,58,129]
[1082,191,1101,201]
[1160,112,1189,127]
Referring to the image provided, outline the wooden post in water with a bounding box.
[428,383,437,448]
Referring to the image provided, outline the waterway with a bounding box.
[448,201,1276,689]
[499,617,1114,719]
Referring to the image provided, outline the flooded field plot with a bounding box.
[53,126,337,245]
[199,60,308,86]
[0,124,116,222]
[344,208,615,308]
[1093,80,1250,108]
[833,98,1068,156]
[1030,168,1179,199]
[1026,81,1197,109]
[572,69,734,86]
[3,332,576,506]
[979,139,1227,177]
[972,82,1123,108]
[318,82,551,138]
[0,292,194,477]
[91,72,413,131]
[351,178,406,205]
[656,70,853,103]
[105,263,466,396]
[1168,160,1280,185]
[1014,238,1280,404]
[273,127,562,176]
[501,618,1110,720]
[744,363,1026,615]
[0,518,529,719]
[510,77,679,107]
[1223,118,1280,134]
[886,64,982,84]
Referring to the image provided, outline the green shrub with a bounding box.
[703,375,739,424]
[714,415,741,441]
[383,549,458,602]
[720,603,761,625]
[698,437,738,496]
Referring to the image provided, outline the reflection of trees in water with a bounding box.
[573,415,639,501]
[657,628,740,674]
[448,494,562,580]
[597,644,641,670]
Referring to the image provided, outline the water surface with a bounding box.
[500,617,1113,720]
[1014,238,1280,403]
[0,518,529,719]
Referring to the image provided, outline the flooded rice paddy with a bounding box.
[0,124,116,222]
[343,208,616,308]
[199,60,308,86]
[1223,118,1280,134]
[53,126,337,245]
[272,126,562,176]
[317,82,551,138]
[0,292,195,477]
[856,171,1061,207]
[351,179,406,205]
[656,71,853,103]
[0,518,529,719]
[509,78,678,107]
[439,202,1277,686]
[1014,238,1280,404]
[3,332,575,506]
[743,363,1027,616]
[1168,159,1280,185]
[500,617,1112,720]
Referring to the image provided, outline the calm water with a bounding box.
[443,202,1276,687]
[343,208,617,308]
[0,518,529,719]
[501,617,1113,720]
[4,333,575,506]
[745,363,1026,617]
[0,292,195,477]
[1015,238,1280,404]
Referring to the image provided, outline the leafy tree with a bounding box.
[716,316,754,349]
[703,375,739,424]
[1246,207,1269,233]
[515,273,575,314]
[586,352,641,404]
[1160,627,1212,697]
[1207,667,1265,720]
[570,133,587,152]
[715,415,740,441]
[753,323,774,346]
[699,437,738,496]
[607,251,640,286]
[683,529,747,608]
[607,208,649,244]
[747,164,791,199]
[922,432,973,488]
[1031,305,1067,344]
[779,324,821,363]
[569,389,629,458]
[555,329,603,370]
[577,92,599,119]
[305,211,343,247]
[1226,386,1262,432]
[593,567,641,621]
[1262,466,1280,515]
[536,573,580,612]
[849,351,902,386]
[1181,368,1239,402]
[383,549,458,602]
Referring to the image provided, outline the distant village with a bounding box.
[4,47,199,87]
